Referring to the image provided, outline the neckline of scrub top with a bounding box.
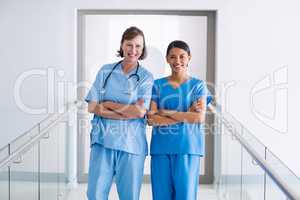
[119,62,139,78]
[165,76,192,90]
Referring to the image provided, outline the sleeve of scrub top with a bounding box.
[193,80,213,106]
[85,69,103,103]
[137,74,154,110]
[151,80,159,106]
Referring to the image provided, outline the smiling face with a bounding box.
[166,47,191,74]
[121,35,144,64]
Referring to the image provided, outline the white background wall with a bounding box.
[1,0,299,176]
[217,0,300,175]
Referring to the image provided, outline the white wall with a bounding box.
[217,0,300,175]
[0,0,222,147]
[1,0,299,176]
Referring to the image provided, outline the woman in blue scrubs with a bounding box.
[148,40,210,200]
[85,26,153,200]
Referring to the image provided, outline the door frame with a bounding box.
[76,9,216,184]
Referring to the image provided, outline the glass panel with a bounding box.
[265,149,300,199]
[217,120,230,199]
[217,111,300,200]
[223,122,242,199]
[57,122,67,199]
[0,166,9,200]
[241,148,265,199]
[0,145,9,164]
[0,145,9,200]
[40,122,68,200]
[265,175,288,200]
[40,125,59,200]
[10,144,39,200]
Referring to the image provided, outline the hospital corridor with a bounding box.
[1,0,300,200]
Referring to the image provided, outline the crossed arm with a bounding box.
[88,99,146,119]
[147,97,207,126]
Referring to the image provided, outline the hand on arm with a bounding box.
[158,98,207,123]
[101,99,147,119]
[147,101,179,126]
[88,101,128,120]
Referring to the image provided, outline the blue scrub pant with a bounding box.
[151,154,200,200]
[87,144,146,200]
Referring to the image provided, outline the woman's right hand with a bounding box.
[135,99,144,107]
[189,100,204,112]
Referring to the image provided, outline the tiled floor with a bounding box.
[0,181,219,200]
[66,183,219,200]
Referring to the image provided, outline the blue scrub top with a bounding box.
[150,77,212,155]
[85,62,154,155]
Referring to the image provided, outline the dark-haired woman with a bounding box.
[148,40,211,200]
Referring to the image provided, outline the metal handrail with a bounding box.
[215,105,300,200]
[0,103,77,169]
[7,114,53,146]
